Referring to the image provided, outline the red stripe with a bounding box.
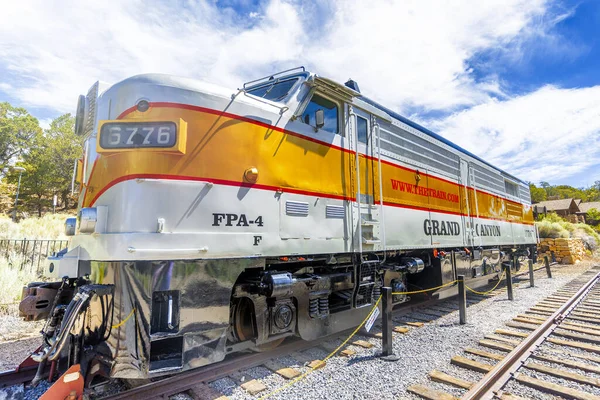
[89,174,352,207]
[82,156,99,206]
[115,102,530,209]
[382,201,533,225]
[89,175,533,226]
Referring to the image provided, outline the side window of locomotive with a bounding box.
[301,94,339,134]
[357,116,368,143]
[505,180,519,197]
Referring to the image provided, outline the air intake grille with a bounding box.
[326,205,345,219]
[285,201,309,216]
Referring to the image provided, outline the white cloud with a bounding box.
[0,0,550,114]
[0,0,598,184]
[431,85,600,183]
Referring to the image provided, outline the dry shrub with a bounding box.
[0,213,73,239]
[535,213,600,252]
[0,252,38,304]
[536,220,570,238]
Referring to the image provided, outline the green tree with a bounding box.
[0,102,42,170]
[44,114,80,210]
[6,113,79,216]
[529,183,547,203]
[585,181,600,202]
[587,208,600,225]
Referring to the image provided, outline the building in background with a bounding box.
[533,198,583,223]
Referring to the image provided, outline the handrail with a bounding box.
[375,121,386,263]
[349,106,362,255]
[469,163,482,247]
[242,66,306,89]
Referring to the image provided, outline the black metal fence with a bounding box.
[0,238,68,274]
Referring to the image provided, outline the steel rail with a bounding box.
[0,366,37,388]
[103,335,341,400]
[462,270,600,400]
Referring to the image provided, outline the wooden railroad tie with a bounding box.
[308,360,326,370]
[407,384,458,400]
[478,339,514,352]
[429,370,473,389]
[450,355,493,373]
[525,362,600,388]
[464,347,505,361]
[553,328,600,345]
[494,328,529,338]
[483,334,522,346]
[548,337,600,354]
[393,326,410,333]
[352,340,373,349]
[340,349,356,357]
[240,379,267,395]
[515,373,600,400]
[533,353,600,374]
[263,361,302,380]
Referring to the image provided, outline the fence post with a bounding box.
[505,261,514,301]
[458,275,466,325]
[528,259,535,288]
[30,240,37,271]
[544,255,553,278]
[379,287,399,361]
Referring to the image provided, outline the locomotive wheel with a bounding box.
[232,297,256,342]
[232,297,284,352]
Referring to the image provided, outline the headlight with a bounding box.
[79,207,97,234]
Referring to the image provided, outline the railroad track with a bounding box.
[410,265,600,400]
[0,261,551,399]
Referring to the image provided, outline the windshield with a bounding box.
[246,78,298,102]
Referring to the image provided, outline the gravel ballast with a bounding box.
[215,261,596,400]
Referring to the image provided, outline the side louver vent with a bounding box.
[84,82,99,136]
[286,201,309,217]
[326,205,345,219]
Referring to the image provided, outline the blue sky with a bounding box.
[0,0,599,188]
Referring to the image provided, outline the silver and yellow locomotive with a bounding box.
[22,67,536,387]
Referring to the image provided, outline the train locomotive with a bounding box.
[21,67,537,390]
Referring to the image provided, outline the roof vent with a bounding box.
[344,79,360,93]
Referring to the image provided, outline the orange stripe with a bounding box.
[117,101,527,207]
[89,102,532,224]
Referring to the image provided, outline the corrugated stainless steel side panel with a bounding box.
[378,121,460,178]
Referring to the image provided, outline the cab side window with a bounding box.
[301,94,339,134]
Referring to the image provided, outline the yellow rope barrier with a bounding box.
[391,279,458,296]
[111,307,136,329]
[465,270,506,295]
[259,295,383,400]
[258,270,506,398]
